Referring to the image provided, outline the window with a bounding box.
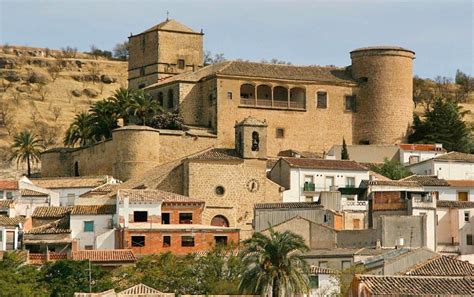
[6,192,13,199]
[325,176,334,190]
[318,261,328,268]
[323,214,329,223]
[276,128,285,138]
[141,35,146,52]
[342,261,351,270]
[84,221,94,232]
[74,161,79,176]
[309,275,319,288]
[215,236,228,245]
[177,59,185,69]
[134,211,148,222]
[158,92,164,106]
[317,91,327,109]
[345,95,356,112]
[167,89,174,108]
[227,92,233,99]
[467,234,473,246]
[140,67,145,76]
[181,236,195,247]
[465,211,470,222]
[409,155,420,164]
[131,236,145,247]
[85,245,93,250]
[458,192,469,202]
[162,213,170,224]
[163,236,171,247]
[179,213,193,224]
[346,177,355,187]
[211,215,229,227]
[215,186,225,196]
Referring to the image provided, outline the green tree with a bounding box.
[239,229,310,296]
[370,158,412,180]
[408,98,472,153]
[89,99,119,141]
[150,110,184,130]
[109,88,134,124]
[41,260,112,296]
[341,138,349,160]
[64,112,94,147]
[10,130,44,177]
[113,41,129,60]
[127,89,161,125]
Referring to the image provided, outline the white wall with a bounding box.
[411,209,436,251]
[70,214,115,250]
[409,161,474,180]
[425,186,474,202]
[437,207,474,255]
[51,187,94,206]
[117,199,162,227]
[282,168,369,203]
[458,209,474,254]
[401,150,445,165]
[309,274,339,297]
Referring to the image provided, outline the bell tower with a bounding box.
[235,117,268,160]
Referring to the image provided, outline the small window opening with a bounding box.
[215,236,228,245]
[134,211,148,222]
[181,236,195,247]
[215,186,225,196]
[131,236,145,247]
[162,213,170,224]
[317,92,327,109]
[179,213,193,224]
[276,128,285,138]
[163,236,171,247]
[177,59,185,69]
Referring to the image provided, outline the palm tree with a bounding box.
[239,229,310,296]
[89,99,118,141]
[127,90,161,126]
[10,130,45,177]
[109,88,134,124]
[64,112,94,147]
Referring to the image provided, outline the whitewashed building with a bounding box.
[402,175,474,202]
[406,152,474,180]
[70,205,116,250]
[309,266,339,296]
[269,157,370,203]
[398,143,446,165]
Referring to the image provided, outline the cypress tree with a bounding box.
[341,138,350,160]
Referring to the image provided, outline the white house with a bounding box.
[0,217,25,251]
[402,175,474,202]
[309,266,339,296]
[30,176,119,206]
[269,157,370,203]
[70,205,116,250]
[406,152,474,180]
[397,143,446,165]
[116,189,163,229]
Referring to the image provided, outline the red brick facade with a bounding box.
[373,192,407,210]
[161,204,203,224]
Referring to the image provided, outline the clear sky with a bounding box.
[1,0,472,78]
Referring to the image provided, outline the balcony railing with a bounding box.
[28,252,67,265]
[342,200,368,211]
[240,98,305,110]
[303,183,316,192]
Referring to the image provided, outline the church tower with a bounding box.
[235,117,268,160]
[128,19,204,90]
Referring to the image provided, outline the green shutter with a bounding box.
[84,221,94,232]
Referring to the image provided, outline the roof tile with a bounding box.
[31,176,108,189]
[20,189,49,197]
[188,148,242,161]
[32,206,72,218]
[0,216,26,227]
[405,256,474,276]
[71,249,137,262]
[283,157,368,171]
[401,175,450,187]
[25,216,70,234]
[118,189,204,204]
[71,205,116,215]
[0,180,18,190]
[437,200,474,209]
[255,202,323,210]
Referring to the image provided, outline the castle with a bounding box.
[41,19,415,180]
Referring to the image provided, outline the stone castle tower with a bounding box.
[235,117,268,160]
[128,19,204,90]
[351,46,415,145]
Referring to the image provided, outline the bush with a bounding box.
[150,110,184,130]
[61,46,77,58]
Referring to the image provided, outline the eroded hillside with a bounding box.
[0,45,128,178]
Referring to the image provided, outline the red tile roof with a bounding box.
[255,202,323,209]
[0,216,26,227]
[437,200,474,209]
[71,249,137,263]
[0,180,18,190]
[71,205,116,215]
[404,256,474,276]
[401,175,450,187]
[283,157,368,171]
[32,206,72,218]
[20,189,49,197]
[187,148,242,161]
[398,143,445,152]
[118,189,204,205]
[448,180,474,187]
[310,265,337,275]
[25,217,70,234]
[118,283,167,295]
[30,176,108,189]
[0,200,14,208]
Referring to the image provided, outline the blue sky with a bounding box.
[1,0,472,78]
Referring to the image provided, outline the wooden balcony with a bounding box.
[240,97,305,110]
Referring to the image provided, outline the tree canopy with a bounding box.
[10,129,45,176]
[370,158,412,180]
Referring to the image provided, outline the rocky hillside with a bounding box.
[0,45,128,178]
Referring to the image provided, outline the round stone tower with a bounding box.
[350,46,415,145]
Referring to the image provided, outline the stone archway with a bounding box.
[211,215,230,227]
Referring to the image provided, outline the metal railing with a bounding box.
[240,98,306,110]
[303,183,316,192]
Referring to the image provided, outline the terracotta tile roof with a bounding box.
[32,206,72,218]
[433,151,474,162]
[404,256,474,276]
[0,200,14,208]
[80,183,119,197]
[118,283,167,295]
[448,180,474,187]
[401,175,450,187]
[437,200,474,209]
[20,189,49,197]
[71,249,137,263]
[283,157,368,171]
[0,216,26,227]
[71,205,116,215]
[398,143,446,152]
[142,19,198,34]
[362,180,422,187]
[118,189,204,204]
[277,149,323,159]
[255,202,323,209]
[356,275,473,295]
[30,176,108,189]
[25,216,70,234]
[310,266,337,275]
[0,180,18,190]
[187,148,241,161]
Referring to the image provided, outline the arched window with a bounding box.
[290,87,305,109]
[252,131,259,152]
[167,89,174,109]
[211,215,229,227]
[257,85,271,100]
[158,92,164,106]
[240,84,255,99]
[74,161,79,177]
[273,86,288,101]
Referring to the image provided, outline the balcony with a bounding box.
[303,182,316,193]
[240,98,306,110]
[342,200,368,211]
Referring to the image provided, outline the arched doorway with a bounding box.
[211,215,229,227]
